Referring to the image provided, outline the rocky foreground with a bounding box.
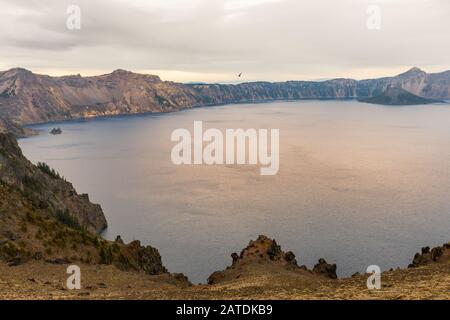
[1,235,450,300]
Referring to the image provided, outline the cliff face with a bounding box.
[0,133,107,234]
[198,67,450,103]
[0,180,177,278]
[1,67,449,134]
[190,78,360,105]
[0,68,200,132]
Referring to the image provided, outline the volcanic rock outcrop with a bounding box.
[409,242,450,268]
[207,235,337,285]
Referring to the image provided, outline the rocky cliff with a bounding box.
[0,68,200,134]
[0,133,107,234]
[0,133,188,282]
[192,67,450,103]
[1,67,450,134]
[207,235,337,285]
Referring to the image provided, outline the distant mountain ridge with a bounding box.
[1,67,449,135]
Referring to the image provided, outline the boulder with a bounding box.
[313,258,337,279]
[409,243,448,268]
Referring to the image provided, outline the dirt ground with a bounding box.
[1,259,449,300]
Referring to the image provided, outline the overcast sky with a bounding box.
[0,0,449,82]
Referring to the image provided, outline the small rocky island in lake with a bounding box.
[359,86,443,106]
[50,127,62,135]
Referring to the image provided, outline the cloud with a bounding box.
[0,0,449,82]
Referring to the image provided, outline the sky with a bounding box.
[0,0,449,83]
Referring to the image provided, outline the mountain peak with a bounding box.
[8,67,32,73]
[397,67,426,77]
[111,69,133,75]
[108,69,161,82]
[1,67,33,78]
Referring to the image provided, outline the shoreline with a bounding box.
[18,97,360,138]
[18,97,450,140]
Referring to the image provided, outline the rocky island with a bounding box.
[50,128,62,135]
[359,86,444,106]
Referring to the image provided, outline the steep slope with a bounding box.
[1,67,450,134]
[0,133,107,234]
[0,133,189,284]
[0,68,200,134]
[0,181,188,281]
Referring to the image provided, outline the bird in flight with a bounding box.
[238,73,242,78]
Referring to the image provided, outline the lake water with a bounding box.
[19,100,450,283]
